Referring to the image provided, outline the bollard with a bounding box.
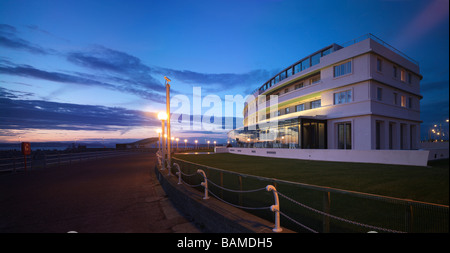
[167,163,172,176]
[197,169,209,200]
[266,185,282,233]
[173,163,182,185]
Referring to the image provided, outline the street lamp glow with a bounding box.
[156,128,162,134]
[158,112,168,121]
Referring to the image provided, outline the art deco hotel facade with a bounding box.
[228,34,425,163]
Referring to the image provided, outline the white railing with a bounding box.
[163,159,416,233]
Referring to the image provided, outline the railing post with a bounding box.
[197,169,209,200]
[266,185,282,233]
[405,202,414,233]
[174,163,182,185]
[323,191,331,233]
[167,163,172,176]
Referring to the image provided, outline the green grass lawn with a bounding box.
[173,153,449,205]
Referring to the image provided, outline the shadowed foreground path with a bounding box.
[0,152,201,233]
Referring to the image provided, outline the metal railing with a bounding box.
[340,33,419,66]
[0,150,137,173]
[166,157,448,233]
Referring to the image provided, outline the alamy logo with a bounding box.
[170,87,278,140]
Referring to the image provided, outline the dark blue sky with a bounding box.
[0,0,448,143]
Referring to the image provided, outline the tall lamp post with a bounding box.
[176,138,179,149]
[158,112,167,170]
[184,139,187,149]
[164,76,172,170]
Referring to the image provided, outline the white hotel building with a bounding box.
[227,34,428,166]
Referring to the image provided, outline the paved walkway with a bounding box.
[0,152,202,233]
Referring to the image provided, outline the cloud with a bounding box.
[392,0,449,50]
[0,24,54,55]
[66,44,273,95]
[0,61,166,104]
[66,45,167,93]
[157,67,273,93]
[0,88,160,131]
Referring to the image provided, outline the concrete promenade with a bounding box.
[0,152,202,233]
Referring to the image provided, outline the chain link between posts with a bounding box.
[165,160,407,233]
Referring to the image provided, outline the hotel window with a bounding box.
[277,110,281,116]
[334,61,352,77]
[310,99,321,109]
[408,97,412,109]
[393,92,398,105]
[295,82,304,90]
[285,107,290,114]
[287,68,293,77]
[337,122,351,149]
[322,48,332,56]
[311,52,321,66]
[295,104,304,112]
[310,75,320,85]
[301,58,310,71]
[408,73,412,84]
[294,63,302,74]
[334,90,352,105]
[377,58,382,72]
[377,87,383,101]
[284,88,289,94]
[274,76,279,84]
[393,66,398,78]
[401,69,406,82]
[401,95,406,107]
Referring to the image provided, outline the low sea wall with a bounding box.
[155,166,293,233]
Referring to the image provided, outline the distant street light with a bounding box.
[176,138,179,149]
[184,139,188,149]
[207,140,210,149]
[195,140,198,149]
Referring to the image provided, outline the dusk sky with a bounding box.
[0,0,448,144]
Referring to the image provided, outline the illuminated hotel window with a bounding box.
[337,122,351,149]
[401,69,406,82]
[310,99,321,109]
[295,104,304,112]
[295,82,304,90]
[401,95,406,107]
[311,75,320,85]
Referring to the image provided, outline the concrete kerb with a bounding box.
[154,166,294,233]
